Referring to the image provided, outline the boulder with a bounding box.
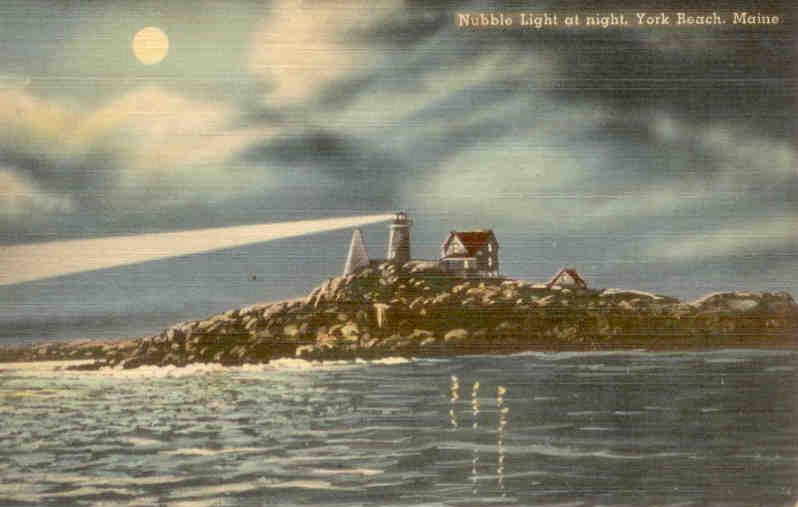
[165,327,184,342]
[495,321,520,334]
[419,337,440,349]
[410,329,434,341]
[283,324,300,339]
[444,329,470,343]
[295,345,316,357]
[340,322,360,339]
[727,299,759,312]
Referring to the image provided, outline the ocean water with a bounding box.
[0,350,796,507]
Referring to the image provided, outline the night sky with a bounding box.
[0,0,794,341]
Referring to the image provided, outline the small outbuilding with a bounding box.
[342,229,370,276]
[546,267,587,289]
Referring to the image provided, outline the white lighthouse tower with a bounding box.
[387,210,412,265]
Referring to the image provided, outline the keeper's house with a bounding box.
[439,230,499,278]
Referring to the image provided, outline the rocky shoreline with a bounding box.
[2,261,797,369]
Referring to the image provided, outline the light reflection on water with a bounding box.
[471,380,480,496]
[0,349,796,507]
[497,385,508,496]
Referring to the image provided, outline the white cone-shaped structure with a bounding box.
[343,228,370,276]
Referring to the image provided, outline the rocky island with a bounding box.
[1,260,796,369]
[2,213,796,368]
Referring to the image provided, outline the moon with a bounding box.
[132,27,169,65]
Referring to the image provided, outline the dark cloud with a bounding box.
[346,0,794,139]
[244,130,404,174]
[0,147,118,208]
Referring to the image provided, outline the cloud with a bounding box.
[650,216,798,261]
[80,86,269,206]
[0,85,270,232]
[326,43,560,136]
[244,130,403,174]
[247,0,402,106]
[0,169,74,219]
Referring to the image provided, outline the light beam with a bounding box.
[0,214,393,286]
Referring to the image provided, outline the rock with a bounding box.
[231,345,249,362]
[252,328,273,340]
[295,345,315,357]
[363,337,383,349]
[410,329,434,340]
[244,317,261,331]
[444,329,470,343]
[340,322,360,338]
[397,320,414,337]
[419,337,439,348]
[433,293,452,305]
[409,296,426,310]
[122,357,146,369]
[305,287,321,305]
[495,321,520,334]
[536,295,555,307]
[161,353,186,367]
[165,328,183,342]
[727,299,759,312]
[764,296,796,313]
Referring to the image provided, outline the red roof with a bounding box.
[545,268,587,288]
[445,230,496,256]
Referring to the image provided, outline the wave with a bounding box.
[0,356,413,379]
[124,437,162,446]
[0,472,186,504]
[268,356,411,370]
[41,486,137,499]
[511,350,649,360]
[0,359,94,371]
[168,478,348,501]
[169,499,226,507]
[262,479,347,491]
[511,348,797,362]
[168,481,264,500]
[4,472,184,487]
[163,446,273,457]
[310,467,382,476]
[440,441,692,461]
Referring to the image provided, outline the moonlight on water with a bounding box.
[132,26,169,65]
